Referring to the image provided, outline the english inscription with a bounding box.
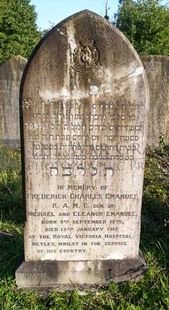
[23,86,146,260]
[15,10,149,289]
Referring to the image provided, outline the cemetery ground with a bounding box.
[0,141,169,310]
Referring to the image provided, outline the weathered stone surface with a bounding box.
[141,55,169,146]
[16,10,149,289]
[0,56,27,148]
[16,255,147,288]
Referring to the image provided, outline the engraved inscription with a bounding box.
[23,91,146,260]
[26,186,138,257]
[22,30,148,262]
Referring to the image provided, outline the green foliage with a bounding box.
[115,0,169,55]
[0,223,23,279]
[0,0,41,64]
[141,142,169,272]
[143,143,169,210]
[0,144,23,223]
[0,142,169,308]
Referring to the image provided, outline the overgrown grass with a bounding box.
[0,144,23,224]
[0,143,169,309]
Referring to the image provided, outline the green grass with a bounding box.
[0,143,169,309]
[0,144,23,224]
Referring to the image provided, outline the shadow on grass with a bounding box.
[141,144,169,269]
[141,201,169,269]
[0,146,24,279]
[0,226,24,280]
[0,172,24,225]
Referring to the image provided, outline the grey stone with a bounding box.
[0,55,27,148]
[141,55,169,146]
[16,10,149,289]
[16,254,147,289]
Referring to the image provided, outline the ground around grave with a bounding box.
[0,141,169,309]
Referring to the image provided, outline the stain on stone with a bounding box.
[16,10,149,289]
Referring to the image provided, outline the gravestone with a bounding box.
[141,55,169,146]
[0,56,27,148]
[16,10,149,289]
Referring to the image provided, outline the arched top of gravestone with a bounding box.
[21,9,149,103]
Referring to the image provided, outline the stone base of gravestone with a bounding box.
[1,139,20,149]
[16,254,147,289]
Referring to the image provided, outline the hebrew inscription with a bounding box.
[23,80,147,261]
[18,10,148,280]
